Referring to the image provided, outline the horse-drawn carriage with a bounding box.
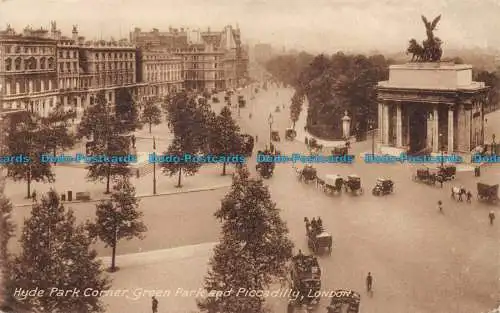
[212,96,220,103]
[308,138,323,152]
[477,183,499,203]
[438,165,456,181]
[287,253,321,310]
[285,128,297,141]
[271,130,280,142]
[256,150,275,179]
[344,174,363,195]
[372,178,394,196]
[297,165,317,183]
[324,174,344,195]
[332,146,348,156]
[304,217,332,254]
[275,105,281,112]
[326,290,361,313]
[412,167,442,185]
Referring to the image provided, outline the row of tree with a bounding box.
[2,87,250,199]
[266,52,392,139]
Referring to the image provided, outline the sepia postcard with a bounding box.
[0,0,499,312]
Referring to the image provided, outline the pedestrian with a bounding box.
[439,177,443,188]
[310,217,317,230]
[366,272,373,292]
[255,135,258,142]
[305,137,309,146]
[32,190,37,202]
[466,191,472,203]
[317,217,323,228]
[458,188,464,201]
[489,211,495,225]
[152,296,158,313]
[438,200,443,213]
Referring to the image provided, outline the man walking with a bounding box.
[152,296,158,313]
[366,272,373,292]
[489,211,495,225]
[438,200,443,213]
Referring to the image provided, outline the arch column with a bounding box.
[448,105,455,153]
[396,102,403,147]
[432,105,439,153]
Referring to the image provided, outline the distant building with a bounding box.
[137,48,183,100]
[254,43,272,63]
[131,25,248,92]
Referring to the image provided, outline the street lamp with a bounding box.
[268,113,274,143]
[153,136,157,195]
[369,120,375,155]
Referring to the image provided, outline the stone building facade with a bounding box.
[136,48,183,100]
[130,25,248,93]
[377,63,489,154]
[0,25,58,117]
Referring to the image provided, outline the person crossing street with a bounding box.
[366,272,373,292]
[489,211,495,225]
[152,296,158,313]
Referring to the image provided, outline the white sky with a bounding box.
[1,0,500,53]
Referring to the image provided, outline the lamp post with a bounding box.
[369,120,375,155]
[268,113,274,143]
[153,136,157,195]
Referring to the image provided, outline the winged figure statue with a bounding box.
[407,15,443,62]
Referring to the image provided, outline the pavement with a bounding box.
[4,163,234,207]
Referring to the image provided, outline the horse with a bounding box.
[316,177,326,191]
[451,186,466,201]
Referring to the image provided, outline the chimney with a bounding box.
[72,25,78,41]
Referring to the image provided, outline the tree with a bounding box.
[290,92,304,129]
[161,137,202,187]
[4,112,55,198]
[198,166,294,313]
[88,177,147,272]
[141,100,162,133]
[0,177,15,311]
[77,91,132,193]
[8,190,111,312]
[209,107,243,176]
[40,103,76,158]
[162,92,212,186]
[114,88,141,133]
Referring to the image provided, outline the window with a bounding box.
[66,62,70,70]
[73,51,77,58]
[24,47,28,53]
[59,64,64,72]
[66,51,70,58]
[5,82,10,95]
[95,53,99,59]
[16,82,20,94]
[5,45,11,53]
[40,57,46,69]
[59,51,63,58]
[48,57,54,69]
[15,46,21,53]
[5,58,12,71]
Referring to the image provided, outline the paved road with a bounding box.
[8,188,227,258]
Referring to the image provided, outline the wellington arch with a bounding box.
[376,62,489,155]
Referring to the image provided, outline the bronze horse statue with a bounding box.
[407,15,443,62]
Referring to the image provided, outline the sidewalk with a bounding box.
[4,164,234,207]
[99,243,216,313]
[98,243,288,313]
